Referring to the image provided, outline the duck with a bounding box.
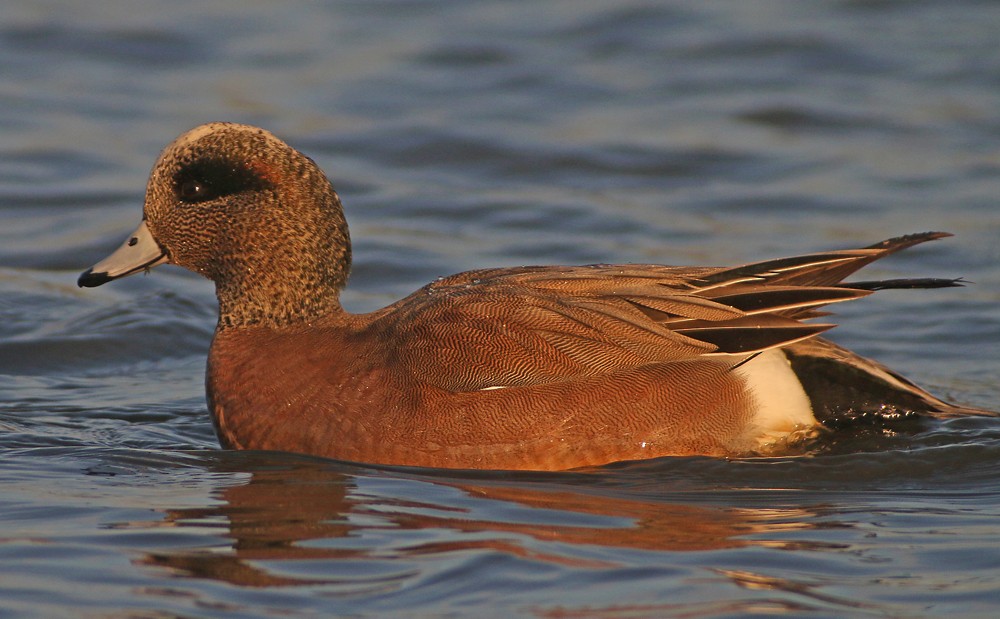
[78,122,995,470]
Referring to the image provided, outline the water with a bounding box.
[2,1,1000,617]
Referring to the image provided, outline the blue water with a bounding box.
[3,1,1000,617]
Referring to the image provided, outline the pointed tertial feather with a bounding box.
[694,254,867,291]
[862,231,953,252]
[696,232,953,291]
[837,277,965,291]
[703,286,872,316]
[676,323,835,354]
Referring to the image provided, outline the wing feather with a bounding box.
[373,232,954,392]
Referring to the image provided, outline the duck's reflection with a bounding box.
[138,456,834,588]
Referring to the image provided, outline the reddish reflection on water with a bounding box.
[136,460,840,588]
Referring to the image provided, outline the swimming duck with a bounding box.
[79,122,993,469]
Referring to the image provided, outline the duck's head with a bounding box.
[79,123,351,327]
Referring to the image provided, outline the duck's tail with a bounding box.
[783,336,999,424]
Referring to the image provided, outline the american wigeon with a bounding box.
[79,123,995,470]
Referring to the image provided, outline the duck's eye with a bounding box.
[174,159,272,205]
[179,179,210,202]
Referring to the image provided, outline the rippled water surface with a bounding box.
[3,1,1000,617]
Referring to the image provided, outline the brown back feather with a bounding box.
[374,233,953,392]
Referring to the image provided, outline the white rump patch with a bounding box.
[732,349,817,452]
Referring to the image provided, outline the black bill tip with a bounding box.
[78,268,113,288]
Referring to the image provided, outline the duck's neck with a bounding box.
[213,205,352,330]
[215,272,348,330]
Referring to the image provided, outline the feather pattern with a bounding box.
[373,232,954,392]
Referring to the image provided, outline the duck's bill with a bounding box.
[78,220,169,288]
